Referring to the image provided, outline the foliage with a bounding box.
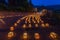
[0,0,33,12]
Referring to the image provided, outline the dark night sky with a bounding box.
[5,0,60,6]
[32,0,60,6]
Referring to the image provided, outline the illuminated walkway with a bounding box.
[0,12,60,40]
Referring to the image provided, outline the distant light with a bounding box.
[26,17,28,21]
[41,9,47,16]
[16,20,21,23]
[34,33,40,39]
[28,20,31,23]
[35,24,38,27]
[10,27,14,31]
[14,23,17,27]
[41,23,45,27]
[8,32,15,39]
[49,32,58,39]
[45,23,49,27]
[34,21,36,23]
[28,16,31,23]
[23,24,26,28]
[0,19,5,24]
[25,17,28,24]
[42,9,47,13]
[23,32,28,39]
[37,20,40,23]
[2,16,5,18]
[32,18,36,23]
[35,15,40,23]
[21,16,26,20]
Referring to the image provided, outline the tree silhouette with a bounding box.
[7,0,33,12]
[0,0,6,10]
[0,0,33,11]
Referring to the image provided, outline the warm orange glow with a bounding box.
[23,32,28,39]
[35,16,37,18]
[23,24,26,28]
[49,32,58,39]
[14,23,17,27]
[35,24,38,27]
[25,17,28,24]
[34,21,36,23]
[42,9,47,15]
[35,15,41,23]
[41,23,45,27]
[37,20,40,23]
[28,20,31,23]
[34,33,40,39]
[26,17,28,21]
[42,9,47,12]
[1,16,5,18]
[0,19,5,24]
[8,32,14,38]
[17,20,20,23]
[45,23,49,27]
[21,16,26,20]
[0,16,2,18]
[10,27,14,31]
[28,17,31,23]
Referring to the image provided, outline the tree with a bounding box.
[8,0,33,12]
[0,0,6,10]
[0,0,33,11]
